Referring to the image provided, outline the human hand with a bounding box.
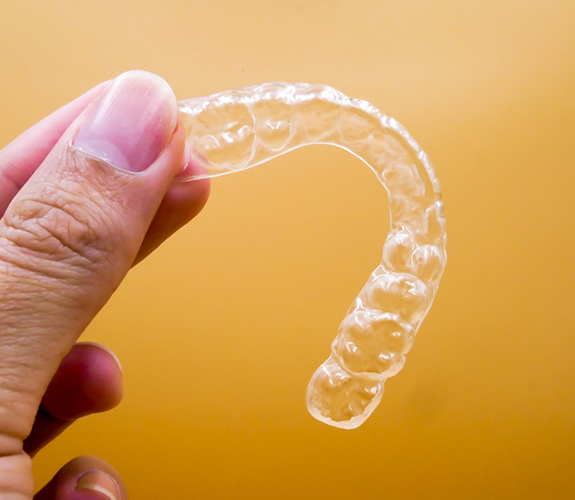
[0,70,210,499]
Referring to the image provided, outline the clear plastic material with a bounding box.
[178,83,446,429]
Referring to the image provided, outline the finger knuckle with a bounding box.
[0,183,113,276]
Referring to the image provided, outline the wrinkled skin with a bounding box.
[0,71,210,499]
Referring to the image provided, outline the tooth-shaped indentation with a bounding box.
[252,99,294,151]
[178,82,446,428]
[412,244,446,285]
[190,101,255,170]
[383,231,416,273]
[332,311,411,376]
[424,201,447,244]
[338,108,380,144]
[295,98,341,139]
[364,273,430,325]
[306,356,383,429]
[380,161,426,198]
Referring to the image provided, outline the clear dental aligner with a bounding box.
[178,83,446,429]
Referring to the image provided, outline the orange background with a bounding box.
[1,1,574,498]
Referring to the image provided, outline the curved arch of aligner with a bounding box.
[178,83,447,429]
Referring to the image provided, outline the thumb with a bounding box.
[0,71,183,458]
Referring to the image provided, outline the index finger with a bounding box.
[0,81,109,216]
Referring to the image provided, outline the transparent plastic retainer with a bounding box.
[178,83,446,429]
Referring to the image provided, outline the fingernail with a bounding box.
[76,342,123,373]
[75,470,120,500]
[73,70,178,173]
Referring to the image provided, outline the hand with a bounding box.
[0,71,210,499]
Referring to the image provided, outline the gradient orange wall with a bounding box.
[1,1,574,498]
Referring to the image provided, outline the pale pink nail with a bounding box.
[73,70,178,172]
[75,470,120,500]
